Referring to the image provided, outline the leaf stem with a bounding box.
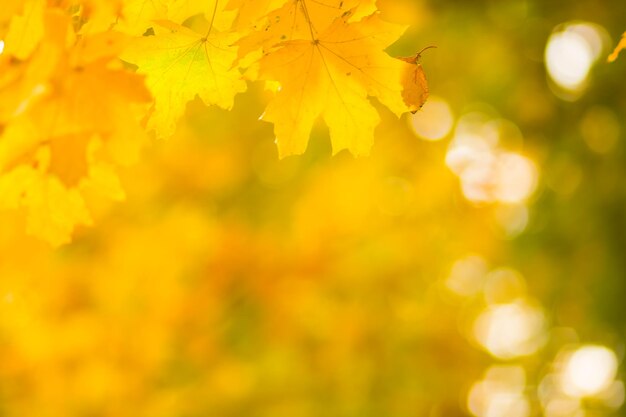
[299,0,318,42]
[415,45,437,60]
[205,0,219,38]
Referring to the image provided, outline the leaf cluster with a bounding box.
[0,0,428,245]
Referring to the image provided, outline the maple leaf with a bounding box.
[257,9,411,157]
[2,28,151,183]
[608,31,626,63]
[225,0,286,30]
[165,0,235,29]
[121,20,246,138]
[236,0,377,61]
[71,0,124,34]
[0,10,151,245]
[113,0,168,35]
[123,0,167,30]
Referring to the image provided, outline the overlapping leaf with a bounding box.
[115,0,168,35]
[122,20,246,138]
[225,0,286,30]
[398,50,431,114]
[0,0,426,244]
[236,0,377,60]
[257,9,411,157]
[0,11,150,245]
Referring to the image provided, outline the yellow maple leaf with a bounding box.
[0,10,151,245]
[1,29,151,182]
[608,31,626,63]
[116,0,168,35]
[257,9,410,157]
[165,0,235,29]
[236,0,376,60]
[71,0,123,34]
[225,0,287,30]
[122,20,246,138]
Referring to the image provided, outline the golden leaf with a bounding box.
[121,19,246,138]
[258,8,409,157]
[398,46,434,113]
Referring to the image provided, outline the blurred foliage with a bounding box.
[1,0,626,416]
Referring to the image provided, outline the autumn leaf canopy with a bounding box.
[0,0,428,245]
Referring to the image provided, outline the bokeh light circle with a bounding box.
[560,345,619,397]
[409,96,454,141]
[545,22,608,95]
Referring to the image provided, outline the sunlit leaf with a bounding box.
[122,20,246,138]
[258,10,412,157]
